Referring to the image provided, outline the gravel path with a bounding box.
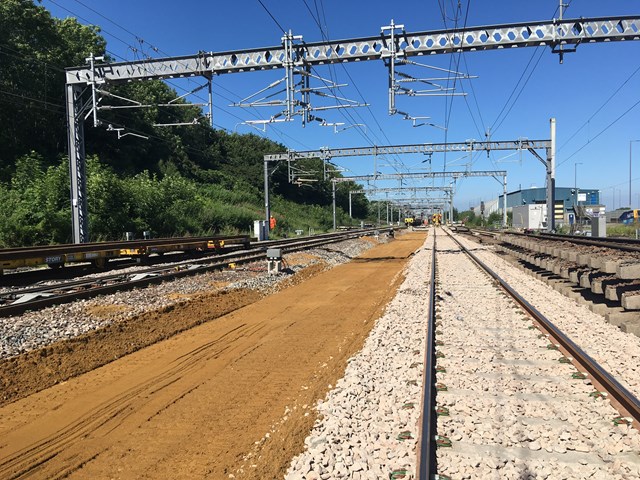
[0,238,377,360]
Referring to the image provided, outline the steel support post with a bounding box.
[449,194,453,223]
[332,181,337,231]
[264,159,270,240]
[503,175,508,228]
[547,118,556,232]
[66,84,88,243]
[207,77,214,128]
[384,20,398,115]
[349,192,352,218]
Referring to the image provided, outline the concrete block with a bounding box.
[621,292,640,311]
[604,285,620,302]
[587,256,601,269]
[605,309,640,327]
[589,302,610,316]
[579,271,592,289]
[570,269,588,284]
[620,320,640,338]
[576,253,591,267]
[617,261,640,280]
[601,258,622,274]
[591,279,604,295]
[565,288,583,301]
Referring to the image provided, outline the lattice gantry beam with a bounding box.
[332,170,506,183]
[65,16,640,85]
[350,186,453,194]
[266,140,549,162]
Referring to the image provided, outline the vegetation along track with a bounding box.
[422,228,640,479]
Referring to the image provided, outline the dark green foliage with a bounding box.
[0,0,106,179]
[0,2,370,246]
[0,152,71,246]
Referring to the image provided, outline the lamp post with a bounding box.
[631,140,640,208]
[574,162,582,205]
[611,187,616,211]
[574,162,582,231]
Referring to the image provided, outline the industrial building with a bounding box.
[473,187,604,229]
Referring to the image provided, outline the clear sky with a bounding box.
[43,0,640,211]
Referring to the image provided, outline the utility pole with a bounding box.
[574,162,582,207]
[574,162,582,232]
[631,140,640,208]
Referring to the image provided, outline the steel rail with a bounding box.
[0,229,385,317]
[0,235,250,261]
[477,229,640,251]
[527,232,640,252]
[446,229,640,427]
[418,229,438,480]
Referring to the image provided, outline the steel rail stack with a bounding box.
[0,235,251,273]
[0,228,392,317]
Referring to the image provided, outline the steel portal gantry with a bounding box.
[264,131,558,232]
[66,17,640,84]
[65,16,640,242]
[347,186,453,218]
[349,186,453,194]
[327,170,507,230]
[370,196,450,225]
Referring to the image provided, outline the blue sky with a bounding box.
[43,0,640,211]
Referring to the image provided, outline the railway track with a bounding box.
[0,228,386,317]
[420,229,640,479]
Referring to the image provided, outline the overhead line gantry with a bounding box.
[66,16,640,242]
[348,186,454,218]
[326,170,507,230]
[264,132,560,231]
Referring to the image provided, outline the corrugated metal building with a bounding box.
[473,187,601,223]
[500,187,599,209]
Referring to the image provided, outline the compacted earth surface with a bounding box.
[0,231,426,479]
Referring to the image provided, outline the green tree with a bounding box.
[0,1,106,179]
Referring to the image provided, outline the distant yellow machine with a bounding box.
[431,213,442,226]
[404,217,415,226]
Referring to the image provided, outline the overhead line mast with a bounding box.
[66,16,640,242]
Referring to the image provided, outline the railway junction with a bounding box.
[0,227,639,479]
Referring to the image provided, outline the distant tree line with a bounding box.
[0,1,370,246]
